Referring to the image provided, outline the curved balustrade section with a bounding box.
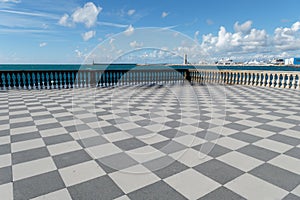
[189,70,300,89]
[0,69,187,90]
[1,69,300,90]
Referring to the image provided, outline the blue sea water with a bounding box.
[0,64,300,71]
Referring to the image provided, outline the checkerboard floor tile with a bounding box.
[1,84,300,199]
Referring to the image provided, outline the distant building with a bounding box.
[285,58,300,65]
[183,54,188,65]
[270,59,284,65]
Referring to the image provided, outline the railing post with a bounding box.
[276,74,281,88]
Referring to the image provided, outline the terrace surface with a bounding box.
[1,84,300,200]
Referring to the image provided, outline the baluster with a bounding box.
[83,72,87,87]
[292,74,297,89]
[12,73,16,88]
[297,75,300,89]
[36,73,41,89]
[59,72,63,89]
[72,73,75,88]
[27,73,31,89]
[17,73,21,89]
[67,73,71,88]
[54,72,58,88]
[46,73,50,89]
[1,73,6,90]
[283,74,287,88]
[49,72,54,89]
[7,73,11,89]
[88,72,91,87]
[32,73,36,89]
[63,73,67,88]
[271,73,275,87]
[276,74,280,88]
[287,74,291,89]
[41,73,45,89]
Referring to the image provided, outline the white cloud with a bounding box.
[161,12,169,18]
[129,41,143,48]
[273,21,300,51]
[58,14,72,27]
[0,0,20,3]
[234,20,252,33]
[82,30,96,41]
[127,9,135,16]
[39,42,47,47]
[72,2,102,28]
[124,24,134,36]
[59,2,102,28]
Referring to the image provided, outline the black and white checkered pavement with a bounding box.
[1,84,300,200]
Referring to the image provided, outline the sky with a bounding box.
[0,0,300,63]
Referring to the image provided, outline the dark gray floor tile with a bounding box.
[78,135,108,148]
[68,176,124,200]
[0,166,12,184]
[230,132,262,143]
[101,125,121,134]
[268,134,300,146]
[224,123,251,131]
[97,152,138,171]
[128,180,187,200]
[13,171,65,200]
[199,187,246,200]
[11,132,41,143]
[245,117,272,124]
[65,124,90,132]
[113,138,147,151]
[43,134,73,145]
[158,129,179,139]
[194,159,244,185]
[146,159,188,179]
[0,129,9,137]
[53,149,92,169]
[282,193,300,200]
[237,145,279,162]
[250,163,300,191]
[0,144,10,155]
[12,147,50,165]
[284,147,300,160]
[10,121,35,129]
[256,124,285,133]
[37,122,62,131]
[152,140,186,154]
[193,143,232,158]
[126,127,152,137]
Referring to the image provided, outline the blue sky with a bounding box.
[0,0,300,63]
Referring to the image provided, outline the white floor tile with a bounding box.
[164,168,220,200]
[0,183,13,200]
[254,139,293,153]
[47,141,82,156]
[225,174,288,200]
[109,165,160,193]
[13,157,56,181]
[31,189,72,200]
[59,161,105,187]
[269,154,300,175]
[11,138,45,153]
[218,151,263,172]
[86,143,122,159]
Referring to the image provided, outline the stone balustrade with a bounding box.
[189,70,300,89]
[0,69,187,90]
[1,69,299,90]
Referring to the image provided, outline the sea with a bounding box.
[0,64,300,71]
